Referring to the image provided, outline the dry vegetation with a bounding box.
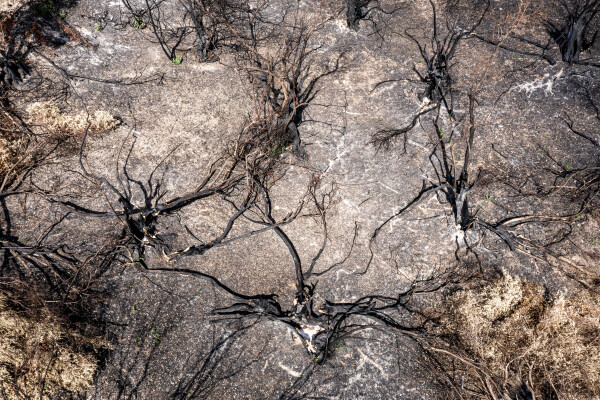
[0,0,598,398]
[0,5,118,397]
[444,273,600,399]
[0,293,107,399]
[26,102,120,136]
[0,111,25,180]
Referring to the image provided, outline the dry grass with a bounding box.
[26,102,120,136]
[0,293,107,398]
[0,128,23,176]
[0,104,31,189]
[445,273,600,399]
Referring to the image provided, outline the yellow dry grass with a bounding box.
[0,293,105,398]
[446,273,600,399]
[26,102,120,136]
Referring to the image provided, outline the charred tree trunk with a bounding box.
[186,0,217,61]
[346,0,367,30]
[548,0,599,64]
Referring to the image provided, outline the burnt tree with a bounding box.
[371,0,489,150]
[121,0,226,62]
[224,2,341,159]
[547,0,599,65]
[345,0,402,32]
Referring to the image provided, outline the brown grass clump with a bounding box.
[0,126,24,176]
[26,102,120,136]
[445,273,600,399]
[0,293,107,398]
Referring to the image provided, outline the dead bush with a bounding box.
[443,273,600,399]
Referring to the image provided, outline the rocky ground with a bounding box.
[2,0,599,398]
